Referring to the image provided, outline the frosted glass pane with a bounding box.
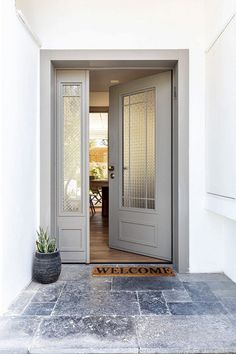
[63,85,81,96]
[147,90,155,209]
[123,96,130,106]
[122,89,155,209]
[63,86,81,213]
[130,92,145,104]
[123,105,130,207]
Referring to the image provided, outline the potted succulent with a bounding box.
[33,227,61,284]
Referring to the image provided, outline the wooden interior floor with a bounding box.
[90,208,168,263]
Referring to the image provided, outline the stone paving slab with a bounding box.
[52,290,140,316]
[30,316,138,353]
[5,291,35,316]
[64,278,112,293]
[206,280,236,290]
[58,264,117,281]
[30,350,138,354]
[183,282,218,302]
[162,289,192,302]
[0,350,29,354]
[23,302,56,316]
[220,297,236,313]
[168,301,227,315]
[112,277,184,291]
[136,315,236,353]
[30,282,65,303]
[59,264,92,281]
[137,291,170,315]
[0,316,41,352]
[177,273,232,282]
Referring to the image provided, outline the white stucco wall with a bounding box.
[205,0,236,281]
[0,0,39,312]
[15,0,228,274]
[16,0,205,50]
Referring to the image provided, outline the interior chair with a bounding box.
[89,176,103,214]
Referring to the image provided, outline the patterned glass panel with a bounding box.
[63,85,81,96]
[146,90,155,209]
[123,105,130,207]
[122,89,155,209]
[62,84,82,213]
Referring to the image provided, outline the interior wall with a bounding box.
[0,0,39,312]
[205,0,236,281]
[90,92,109,107]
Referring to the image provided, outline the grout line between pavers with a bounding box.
[161,291,172,315]
[19,292,36,316]
[133,315,141,354]
[27,316,44,353]
[110,276,114,291]
[50,281,67,316]
[217,298,231,316]
[136,291,142,316]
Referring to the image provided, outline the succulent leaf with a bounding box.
[36,227,57,253]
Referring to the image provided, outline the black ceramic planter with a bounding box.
[33,250,61,284]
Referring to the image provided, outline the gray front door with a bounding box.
[109,72,172,260]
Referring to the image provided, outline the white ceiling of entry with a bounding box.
[89,69,166,92]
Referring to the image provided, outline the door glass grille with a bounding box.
[61,84,82,213]
[122,89,156,209]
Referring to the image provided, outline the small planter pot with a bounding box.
[33,250,61,284]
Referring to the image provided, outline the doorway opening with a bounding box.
[89,69,172,264]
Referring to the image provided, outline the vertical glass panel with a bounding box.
[62,84,81,213]
[146,89,155,209]
[122,89,155,209]
[122,105,130,207]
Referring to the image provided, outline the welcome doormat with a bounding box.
[92,266,176,277]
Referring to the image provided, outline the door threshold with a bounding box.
[90,261,172,265]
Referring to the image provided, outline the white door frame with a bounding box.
[40,50,189,273]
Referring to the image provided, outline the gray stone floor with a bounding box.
[1,264,236,353]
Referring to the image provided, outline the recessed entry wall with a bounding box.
[206,17,236,219]
[40,52,189,272]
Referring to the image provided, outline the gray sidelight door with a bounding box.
[56,70,89,263]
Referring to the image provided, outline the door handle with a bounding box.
[108,165,115,171]
[110,173,115,179]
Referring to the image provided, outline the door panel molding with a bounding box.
[119,220,157,247]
